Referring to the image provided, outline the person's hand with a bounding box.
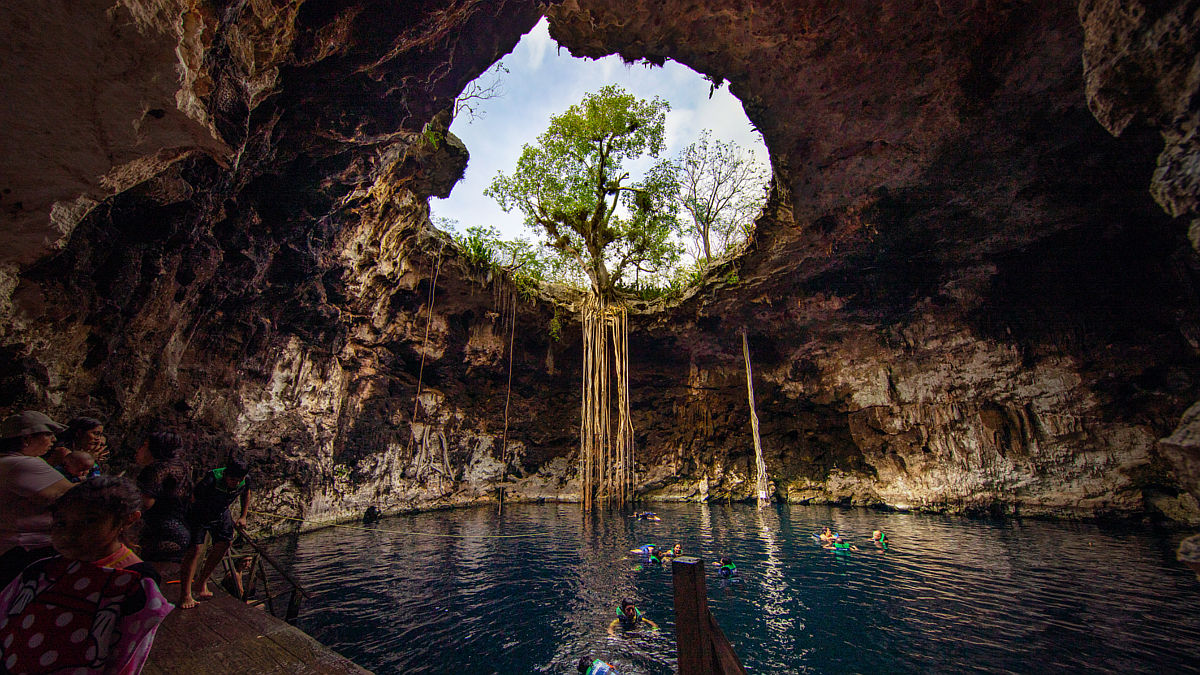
[235,517,248,530]
[88,436,109,462]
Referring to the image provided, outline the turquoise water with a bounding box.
[264,503,1200,674]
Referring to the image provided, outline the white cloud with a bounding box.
[523,19,552,71]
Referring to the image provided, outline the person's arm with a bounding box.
[236,488,252,528]
[642,617,659,631]
[14,457,75,504]
[607,618,620,636]
[34,477,74,502]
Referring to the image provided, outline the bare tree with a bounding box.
[453,62,509,123]
[673,130,769,264]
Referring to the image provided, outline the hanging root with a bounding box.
[579,297,635,511]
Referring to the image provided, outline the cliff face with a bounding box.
[2,0,1200,535]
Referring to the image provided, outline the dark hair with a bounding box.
[577,656,592,672]
[52,475,143,546]
[620,598,635,610]
[721,556,732,565]
[146,430,183,462]
[60,417,103,449]
[224,456,249,478]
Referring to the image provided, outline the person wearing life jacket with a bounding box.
[825,536,858,552]
[871,530,890,550]
[714,556,738,578]
[179,457,252,609]
[577,656,621,674]
[630,543,656,558]
[608,598,659,636]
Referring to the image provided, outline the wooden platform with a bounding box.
[143,564,370,674]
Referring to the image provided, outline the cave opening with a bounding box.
[429,17,773,298]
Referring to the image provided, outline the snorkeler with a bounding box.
[607,598,659,636]
[631,511,662,522]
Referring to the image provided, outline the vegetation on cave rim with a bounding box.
[440,87,765,305]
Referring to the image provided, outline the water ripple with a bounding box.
[267,504,1200,674]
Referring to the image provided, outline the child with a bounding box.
[607,598,659,636]
[54,450,95,482]
[179,457,252,609]
[0,476,172,674]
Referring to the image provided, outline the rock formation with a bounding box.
[2,0,1200,578]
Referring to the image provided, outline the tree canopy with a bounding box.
[673,130,768,264]
[485,85,680,300]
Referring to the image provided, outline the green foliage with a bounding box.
[486,85,682,301]
[453,225,498,269]
[548,309,562,342]
[420,122,444,150]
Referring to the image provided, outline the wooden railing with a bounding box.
[671,556,747,675]
[230,525,312,623]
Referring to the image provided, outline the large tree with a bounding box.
[486,85,679,301]
[486,86,680,509]
[673,129,768,264]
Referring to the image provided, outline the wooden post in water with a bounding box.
[671,556,747,675]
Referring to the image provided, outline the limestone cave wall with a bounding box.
[2,0,1199,537]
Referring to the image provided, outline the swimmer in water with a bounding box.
[632,511,662,521]
[608,598,659,636]
[660,543,683,562]
[630,543,656,557]
[713,556,738,578]
[824,536,858,552]
[871,530,890,550]
[578,656,621,674]
[819,526,837,542]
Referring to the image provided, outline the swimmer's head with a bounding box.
[672,544,682,554]
[721,556,732,565]
[620,598,637,616]
[577,657,592,673]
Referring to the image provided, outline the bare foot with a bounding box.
[194,583,214,600]
[180,594,197,609]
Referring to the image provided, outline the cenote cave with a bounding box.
[2,1,1200,673]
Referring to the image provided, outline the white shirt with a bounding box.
[0,452,65,554]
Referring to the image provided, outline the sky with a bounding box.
[430,18,769,242]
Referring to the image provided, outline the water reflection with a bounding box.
[268,504,1200,674]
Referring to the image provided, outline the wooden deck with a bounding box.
[143,564,370,674]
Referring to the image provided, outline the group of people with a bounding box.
[817,526,891,552]
[0,409,255,673]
